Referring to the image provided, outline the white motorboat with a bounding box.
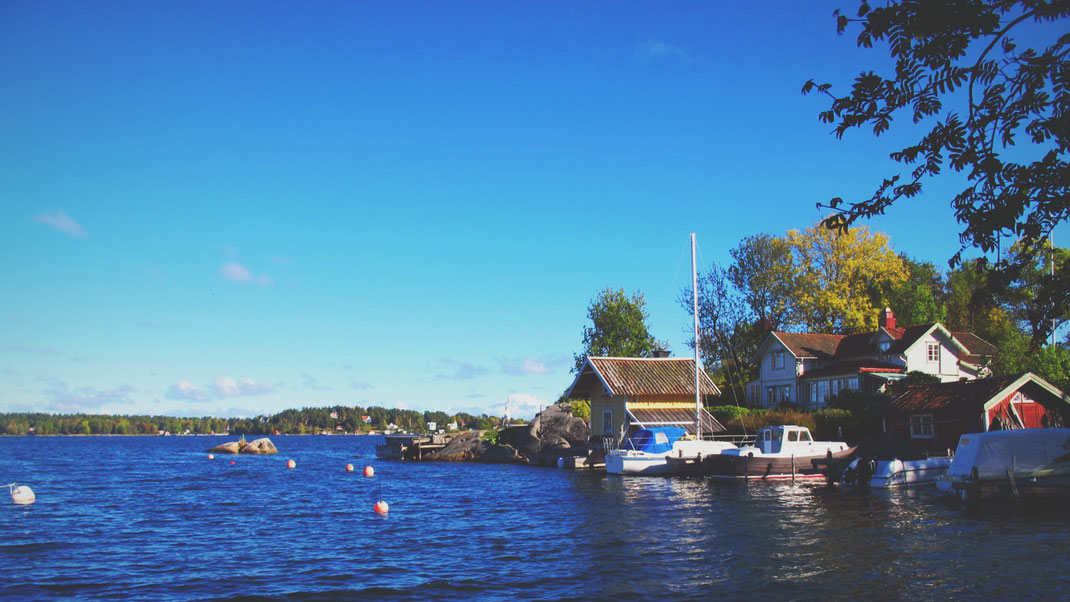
[843,456,952,488]
[703,425,855,480]
[605,426,736,475]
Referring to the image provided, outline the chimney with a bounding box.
[879,307,896,330]
[653,349,671,358]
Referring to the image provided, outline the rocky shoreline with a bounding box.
[428,402,589,465]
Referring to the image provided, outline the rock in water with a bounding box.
[205,438,278,455]
[205,441,242,454]
[240,438,278,455]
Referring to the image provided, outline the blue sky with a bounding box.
[2,2,1065,419]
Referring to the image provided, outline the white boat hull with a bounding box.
[861,458,952,488]
[606,440,736,476]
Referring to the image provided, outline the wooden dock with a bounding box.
[375,434,451,461]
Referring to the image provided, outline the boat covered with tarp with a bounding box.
[936,428,1070,502]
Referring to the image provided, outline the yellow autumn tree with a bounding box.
[787,220,908,334]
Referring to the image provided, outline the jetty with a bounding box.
[375,434,452,461]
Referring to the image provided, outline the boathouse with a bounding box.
[566,355,725,450]
[882,372,1069,456]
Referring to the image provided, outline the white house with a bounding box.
[746,308,997,409]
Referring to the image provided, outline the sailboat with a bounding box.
[604,234,737,475]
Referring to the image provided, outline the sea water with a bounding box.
[2,435,1067,600]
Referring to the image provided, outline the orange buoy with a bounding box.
[286,459,296,469]
[345,464,354,472]
[230,460,236,465]
[363,465,374,477]
[374,500,389,515]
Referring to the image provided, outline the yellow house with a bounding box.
[566,355,725,448]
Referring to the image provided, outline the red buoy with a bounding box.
[363,465,374,477]
[374,483,388,515]
[345,464,354,472]
[286,459,296,469]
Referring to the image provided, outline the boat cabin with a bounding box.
[752,425,814,455]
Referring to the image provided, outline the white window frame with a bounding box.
[910,414,934,439]
[772,351,784,370]
[926,343,940,363]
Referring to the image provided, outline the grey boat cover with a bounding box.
[946,428,1070,479]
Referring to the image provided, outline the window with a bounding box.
[601,410,613,437]
[767,385,791,405]
[910,414,934,439]
[878,340,891,353]
[927,343,940,363]
[772,351,784,370]
[787,430,799,442]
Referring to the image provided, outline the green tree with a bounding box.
[573,287,663,370]
[875,255,947,327]
[728,233,798,332]
[804,0,1069,346]
[686,263,760,404]
[1001,241,1070,344]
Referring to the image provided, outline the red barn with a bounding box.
[882,372,1068,457]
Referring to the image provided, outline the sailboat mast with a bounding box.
[691,233,701,440]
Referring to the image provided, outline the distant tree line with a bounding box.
[0,405,505,436]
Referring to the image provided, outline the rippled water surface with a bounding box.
[2,435,1068,600]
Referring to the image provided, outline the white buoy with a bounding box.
[208,454,214,460]
[8,483,35,505]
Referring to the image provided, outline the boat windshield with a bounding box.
[800,430,813,442]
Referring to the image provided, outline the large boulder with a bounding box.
[206,441,242,454]
[531,402,589,448]
[431,431,528,464]
[240,438,278,454]
[206,437,278,455]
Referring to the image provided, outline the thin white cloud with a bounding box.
[212,375,275,398]
[34,209,87,238]
[434,359,489,381]
[302,373,332,391]
[500,357,550,375]
[350,379,373,390]
[167,379,210,402]
[219,261,272,286]
[39,377,136,411]
[634,40,687,64]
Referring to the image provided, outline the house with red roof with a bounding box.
[882,372,1068,456]
[746,308,997,409]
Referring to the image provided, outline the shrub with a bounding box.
[813,408,854,441]
[708,405,752,423]
[570,400,591,420]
